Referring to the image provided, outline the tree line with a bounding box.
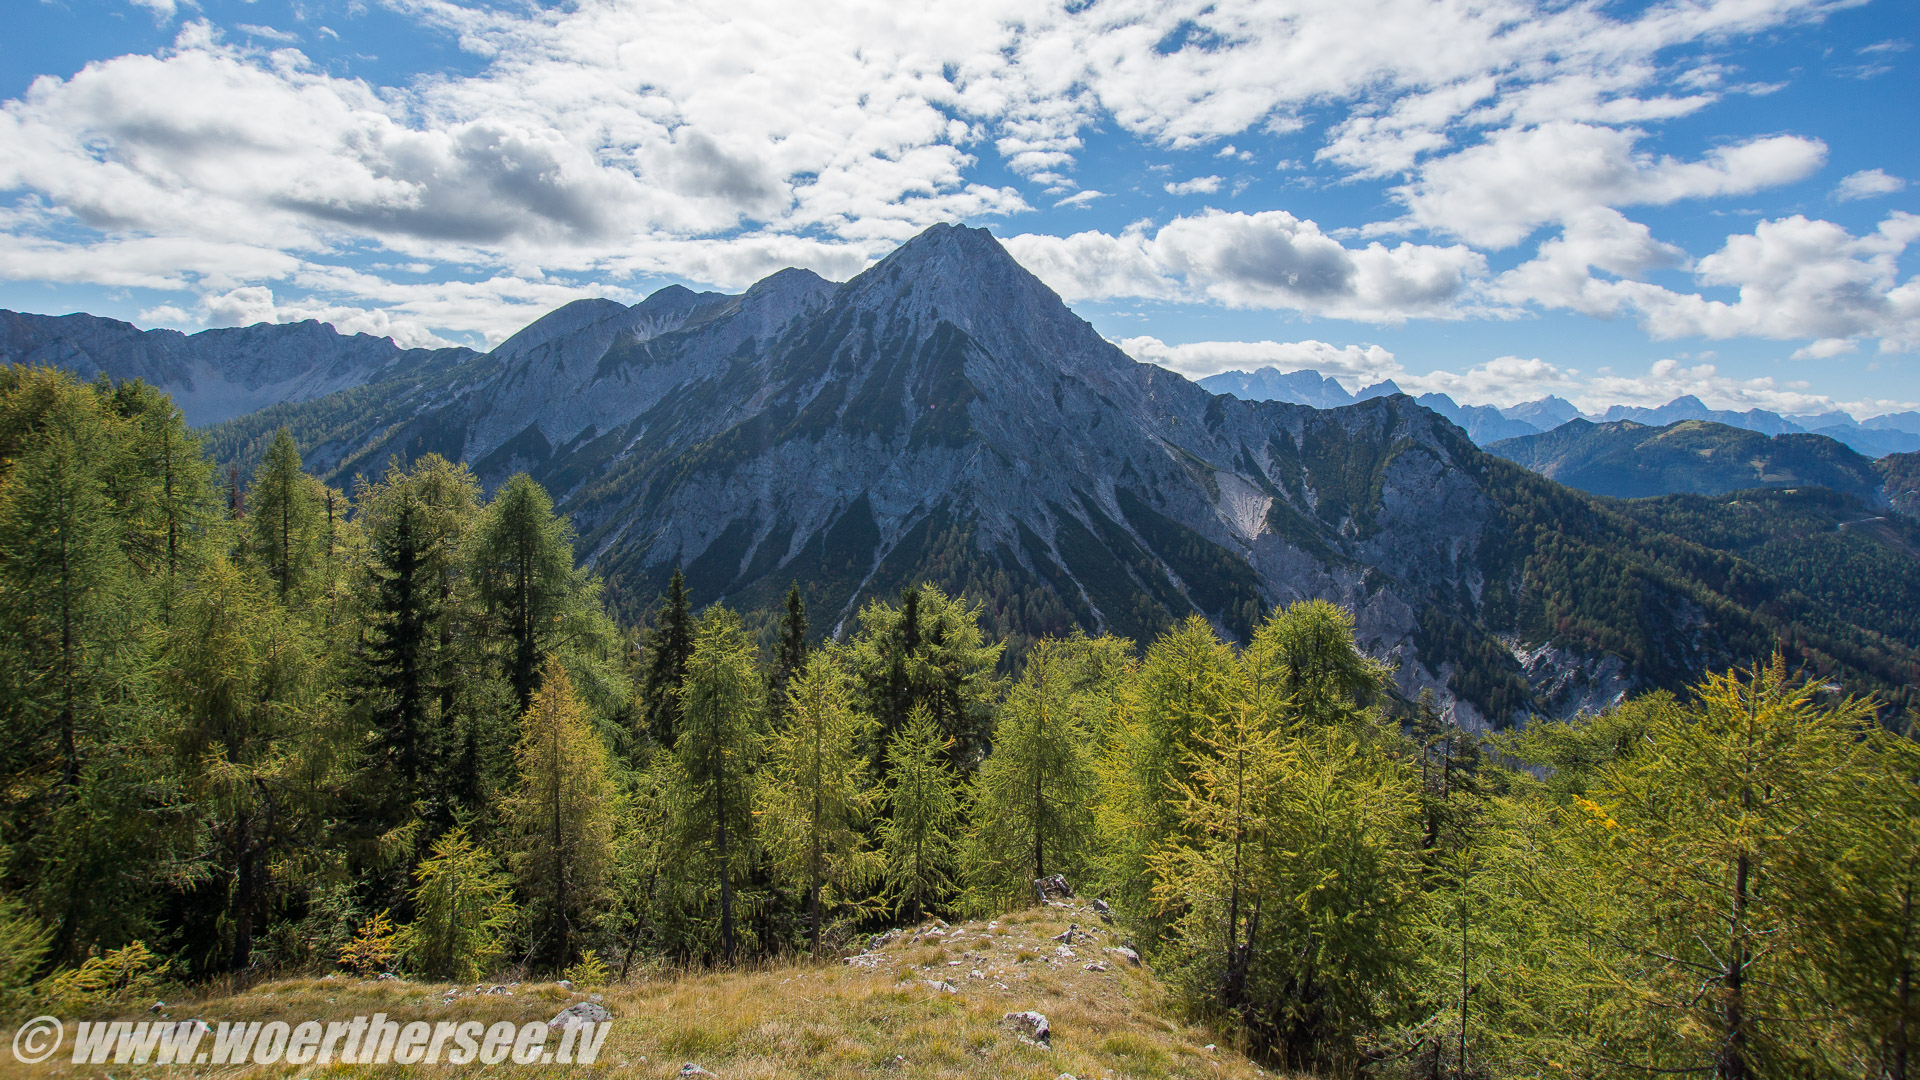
[1,366,1915,1079]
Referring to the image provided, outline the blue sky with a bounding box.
[2,0,1915,417]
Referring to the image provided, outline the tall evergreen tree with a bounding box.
[1404,690,1494,1074]
[353,455,482,823]
[768,581,808,715]
[106,380,218,623]
[245,429,326,606]
[848,584,1003,770]
[882,706,960,922]
[1252,600,1390,724]
[503,659,615,970]
[0,368,190,966]
[963,637,1104,909]
[469,473,623,712]
[671,606,763,962]
[1095,615,1238,919]
[1545,657,1874,1077]
[161,555,335,972]
[641,568,694,747]
[760,649,879,955]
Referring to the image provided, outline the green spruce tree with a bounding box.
[641,568,694,747]
[469,473,625,714]
[759,649,879,954]
[353,455,483,824]
[963,637,1102,910]
[244,429,326,606]
[670,606,764,962]
[768,581,808,716]
[882,706,960,922]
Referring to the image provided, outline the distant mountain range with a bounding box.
[1485,419,1889,503]
[6,225,1919,725]
[0,309,480,425]
[1201,370,1920,458]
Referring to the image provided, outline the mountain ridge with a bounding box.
[0,308,481,425]
[1204,368,1920,456]
[187,224,1920,726]
[1487,418,1891,505]
[7,226,1918,724]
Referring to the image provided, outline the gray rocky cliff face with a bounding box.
[480,225,1524,722]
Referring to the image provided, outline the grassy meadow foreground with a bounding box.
[8,904,1275,1080]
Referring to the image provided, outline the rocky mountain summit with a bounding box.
[195,223,1920,725]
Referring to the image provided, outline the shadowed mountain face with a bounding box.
[1488,418,1887,504]
[0,309,480,425]
[195,224,1920,724]
[1879,452,1920,521]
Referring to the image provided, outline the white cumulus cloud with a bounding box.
[1393,123,1826,247]
[1008,210,1485,321]
[1834,168,1907,201]
[0,0,1883,352]
[1164,175,1223,196]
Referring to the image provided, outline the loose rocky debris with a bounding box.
[1051,924,1089,944]
[548,1001,612,1030]
[1001,1010,1051,1046]
[1090,898,1114,923]
[1034,874,1075,904]
[924,980,959,994]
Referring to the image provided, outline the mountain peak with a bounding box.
[743,266,835,303]
[830,222,1116,383]
[885,221,1011,264]
[857,223,1035,295]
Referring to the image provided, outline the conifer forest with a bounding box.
[2,363,1918,1079]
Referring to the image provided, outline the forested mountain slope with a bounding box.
[1487,418,1886,502]
[189,224,1920,727]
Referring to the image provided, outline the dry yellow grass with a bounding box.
[5,904,1288,1080]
